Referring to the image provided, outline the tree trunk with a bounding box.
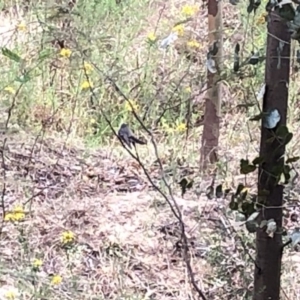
[200,0,222,169]
[253,11,291,300]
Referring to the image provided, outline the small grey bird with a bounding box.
[118,123,146,148]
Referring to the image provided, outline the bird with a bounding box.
[118,123,146,148]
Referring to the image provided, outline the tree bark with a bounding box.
[253,11,291,300]
[200,0,222,169]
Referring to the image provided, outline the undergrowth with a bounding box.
[1,0,300,299]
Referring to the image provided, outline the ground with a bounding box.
[1,0,300,299]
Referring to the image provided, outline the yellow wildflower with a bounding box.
[60,48,72,58]
[176,122,187,132]
[256,12,268,25]
[4,290,16,300]
[184,86,191,93]
[61,230,75,244]
[17,21,27,31]
[124,99,139,112]
[83,62,93,74]
[81,80,93,90]
[172,24,185,36]
[32,258,43,268]
[147,32,156,42]
[181,5,199,16]
[4,205,25,222]
[187,39,201,48]
[4,86,15,94]
[51,275,62,285]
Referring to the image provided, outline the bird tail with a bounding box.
[131,137,147,145]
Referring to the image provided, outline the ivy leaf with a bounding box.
[2,47,22,62]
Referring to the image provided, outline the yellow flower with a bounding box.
[181,5,199,16]
[176,122,187,132]
[256,12,268,25]
[4,205,25,222]
[184,86,191,93]
[51,275,62,285]
[83,62,93,74]
[4,86,15,94]
[17,21,26,31]
[32,258,43,268]
[172,24,185,36]
[124,99,139,112]
[60,48,72,58]
[187,39,201,48]
[4,290,16,300]
[147,32,156,42]
[61,230,75,244]
[81,80,93,90]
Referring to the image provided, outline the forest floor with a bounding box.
[1,0,300,299]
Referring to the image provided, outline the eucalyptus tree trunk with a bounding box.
[253,10,291,300]
[200,0,223,169]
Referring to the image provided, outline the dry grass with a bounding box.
[1,0,300,299]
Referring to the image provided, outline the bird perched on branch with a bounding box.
[118,123,146,148]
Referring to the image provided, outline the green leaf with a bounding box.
[240,159,256,174]
[236,183,245,196]
[266,136,275,143]
[229,195,238,211]
[284,132,293,145]
[246,221,257,233]
[276,125,289,138]
[179,178,193,197]
[224,188,231,198]
[278,4,295,21]
[242,201,256,218]
[215,184,223,198]
[252,156,264,165]
[249,113,263,121]
[2,47,22,62]
[15,74,31,83]
[286,156,300,163]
